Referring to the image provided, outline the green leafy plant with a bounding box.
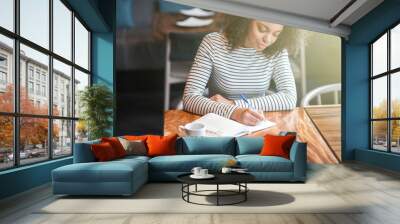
[79,84,113,140]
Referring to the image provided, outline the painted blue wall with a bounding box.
[92,0,116,135]
[0,0,115,200]
[0,158,72,199]
[344,0,400,171]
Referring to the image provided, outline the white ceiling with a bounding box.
[227,0,352,22]
[167,0,384,38]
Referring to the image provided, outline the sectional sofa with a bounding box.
[52,136,307,196]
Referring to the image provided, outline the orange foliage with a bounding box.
[0,84,59,149]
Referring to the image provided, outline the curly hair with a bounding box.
[222,15,304,57]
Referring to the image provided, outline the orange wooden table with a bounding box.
[164,107,341,164]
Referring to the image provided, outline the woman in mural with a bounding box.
[183,15,300,126]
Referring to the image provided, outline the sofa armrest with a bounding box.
[289,141,307,181]
[73,140,100,163]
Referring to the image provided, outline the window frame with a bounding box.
[0,0,92,171]
[370,20,400,154]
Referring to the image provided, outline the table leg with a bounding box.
[217,184,219,206]
[187,184,190,202]
[195,184,197,192]
[245,183,247,201]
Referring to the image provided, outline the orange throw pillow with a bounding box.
[124,135,148,141]
[260,134,296,159]
[91,142,117,161]
[101,137,127,158]
[146,134,177,157]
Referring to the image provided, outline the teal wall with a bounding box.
[0,0,115,200]
[0,158,72,199]
[344,0,400,171]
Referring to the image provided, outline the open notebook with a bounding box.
[191,113,275,137]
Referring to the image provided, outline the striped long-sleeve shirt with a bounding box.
[183,32,297,118]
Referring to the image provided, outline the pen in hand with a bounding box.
[239,94,265,121]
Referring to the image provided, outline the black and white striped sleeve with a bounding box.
[234,49,297,111]
[183,35,239,118]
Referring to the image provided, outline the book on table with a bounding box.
[190,113,275,137]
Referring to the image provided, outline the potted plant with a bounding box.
[79,84,113,140]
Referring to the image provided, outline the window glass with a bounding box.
[20,117,49,165]
[53,119,72,158]
[20,0,49,49]
[0,35,14,113]
[0,0,14,32]
[20,44,49,115]
[391,120,400,153]
[53,59,72,117]
[372,121,388,151]
[74,69,89,118]
[75,120,88,143]
[391,24,400,70]
[0,116,13,170]
[53,0,72,60]
[372,33,387,76]
[372,76,387,119]
[74,18,89,70]
[391,72,400,118]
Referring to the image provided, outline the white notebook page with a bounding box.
[192,113,275,137]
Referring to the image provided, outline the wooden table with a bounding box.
[164,106,341,164]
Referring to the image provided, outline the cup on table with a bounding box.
[199,168,208,176]
[191,167,202,176]
[179,122,206,136]
[221,167,232,174]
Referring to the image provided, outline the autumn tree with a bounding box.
[0,84,59,151]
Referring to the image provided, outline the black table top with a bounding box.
[177,172,255,185]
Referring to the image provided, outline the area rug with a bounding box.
[37,183,362,214]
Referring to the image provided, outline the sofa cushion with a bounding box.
[118,137,147,156]
[53,158,147,183]
[260,134,296,159]
[101,137,127,158]
[91,142,118,161]
[147,134,178,157]
[149,154,235,172]
[236,155,293,172]
[235,137,263,155]
[177,137,236,155]
[74,140,100,163]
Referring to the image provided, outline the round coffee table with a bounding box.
[177,173,255,206]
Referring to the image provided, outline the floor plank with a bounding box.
[1,163,400,224]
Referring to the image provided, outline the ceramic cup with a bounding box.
[191,167,202,176]
[199,169,208,176]
[221,167,232,174]
[178,122,206,137]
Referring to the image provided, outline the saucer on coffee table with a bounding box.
[190,174,215,179]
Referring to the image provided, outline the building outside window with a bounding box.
[28,81,34,94]
[28,66,34,79]
[0,55,7,88]
[0,0,91,170]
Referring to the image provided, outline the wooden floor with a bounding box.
[305,105,341,161]
[1,162,400,224]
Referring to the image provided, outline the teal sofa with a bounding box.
[52,136,307,196]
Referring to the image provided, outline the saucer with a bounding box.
[190,174,215,179]
[179,8,215,17]
[176,17,214,28]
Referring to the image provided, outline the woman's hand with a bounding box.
[230,108,265,126]
[209,94,234,105]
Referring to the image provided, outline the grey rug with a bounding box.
[38,183,362,214]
